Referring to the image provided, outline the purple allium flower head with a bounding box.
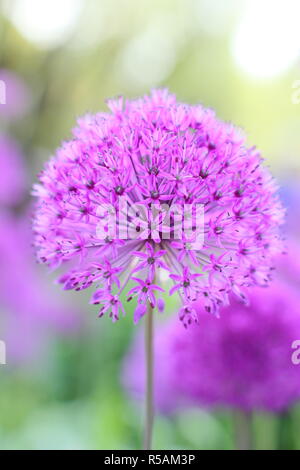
[124,276,300,413]
[0,211,79,363]
[0,135,27,206]
[32,90,284,324]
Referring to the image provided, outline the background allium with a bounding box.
[0,135,27,206]
[0,211,79,363]
[33,90,284,324]
[124,276,300,413]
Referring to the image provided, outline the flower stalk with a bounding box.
[143,302,154,450]
[233,410,253,450]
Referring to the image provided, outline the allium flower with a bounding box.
[0,211,79,363]
[33,90,283,324]
[0,135,27,206]
[124,277,300,413]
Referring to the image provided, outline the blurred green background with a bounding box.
[1,0,300,450]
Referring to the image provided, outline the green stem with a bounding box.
[277,410,293,450]
[143,304,154,450]
[233,410,253,450]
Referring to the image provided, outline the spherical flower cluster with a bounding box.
[33,89,284,324]
[124,278,300,413]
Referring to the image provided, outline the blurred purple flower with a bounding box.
[0,211,79,363]
[124,275,300,413]
[33,89,283,324]
[0,135,27,206]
